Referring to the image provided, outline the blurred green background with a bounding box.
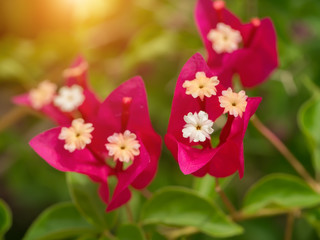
[1,0,320,239]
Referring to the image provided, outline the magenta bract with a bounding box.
[165,53,261,178]
[30,77,161,211]
[195,0,278,88]
[12,56,100,125]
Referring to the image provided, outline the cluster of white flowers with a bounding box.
[29,80,57,109]
[182,72,248,142]
[207,22,242,54]
[183,71,219,101]
[58,119,141,163]
[59,118,94,152]
[218,88,248,118]
[29,80,85,112]
[182,111,214,143]
[105,130,141,163]
[53,85,85,112]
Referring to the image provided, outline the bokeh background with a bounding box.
[1,0,320,239]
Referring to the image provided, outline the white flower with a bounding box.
[29,80,57,109]
[58,118,94,152]
[63,61,88,78]
[182,72,219,100]
[207,22,242,54]
[105,130,141,163]
[219,87,248,118]
[182,111,214,142]
[54,85,85,112]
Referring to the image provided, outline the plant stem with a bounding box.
[284,212,295,240]
[140,188,152,199]
[234,209,292,221]
[102,230,116,240]
[165,114,311,239]
[215,178,237,217]
[165,226,199,240]
[165,208,297,239]
[125,203,134,222]
[250,114,320,192]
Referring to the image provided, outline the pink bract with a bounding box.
[12,56,100,125]
[30,77,161,211]
[195,0,278,88]
[165,53,261,178]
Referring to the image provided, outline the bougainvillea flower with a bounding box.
[29,77,161,211]
[13,56,100,125]
[195,0,278,88]
[165,53,261,178]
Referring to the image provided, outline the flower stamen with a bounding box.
[122,97,132,130]
[219,88,248,118]
[213,0,225,11]
[182,72,219,101]
[58,118,94,152]
[244,17,261,47]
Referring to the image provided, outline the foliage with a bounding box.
[0,199,11,240]
[243,174,320,213]
[141,187,243,238]
[23,202,98,240]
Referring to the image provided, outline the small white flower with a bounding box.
[105,130,141,163]
[182,111,214,143]
[58,118,94,152]
[207,22,242,54]
[63,61,88,78]
[219,87,248,118]
[54,85,85,112]
[182,72,219,100]
[29,80,57,109]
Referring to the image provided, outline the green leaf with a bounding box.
[117,224,145,240]
[304,207,320,237]
[193,175,216,199]
[66,172,117,230]
[0,199,12,239]
[76,235,100,240]
[118,190,142,223]
[243,174,320,214]
[98,237,112,240]
[193,175,233,199]
[140,186,243,238]
[23,202,98,240]
[299,96,320,175]
[151,232,166,240]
